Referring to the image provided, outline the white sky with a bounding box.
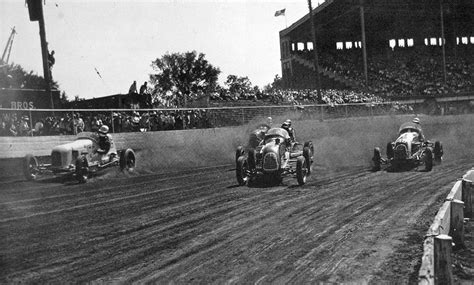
[0,0,323,99]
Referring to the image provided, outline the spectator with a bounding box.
[128,81,138,95]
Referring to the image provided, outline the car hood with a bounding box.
[52,138,94,153]
[395,132,419,144]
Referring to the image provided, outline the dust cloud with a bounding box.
[133,113,474,174]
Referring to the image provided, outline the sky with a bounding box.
[0,0,323,99]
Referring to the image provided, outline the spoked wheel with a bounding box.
[303,146,312,175]
[235,146,244,164]
[434,141,443,163]
[236,156,249,186]
[372,147,382,171]
[120,149,136,171]
[296,156,308,186]
[23,154,39,181]
[75,156,89,183]
[423,148,433,171]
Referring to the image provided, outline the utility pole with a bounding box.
[308,0,322,102]
[440,0,447,85]
[360,0,368,85]
[27,0,55,110]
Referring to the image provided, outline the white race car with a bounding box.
[23,132,136,183]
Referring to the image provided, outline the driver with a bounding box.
[281,119,296,143]
[412,117,425,141]
[96,125,112,155]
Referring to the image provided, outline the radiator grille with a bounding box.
[394,144,408,160]
[51,151,62,167]
[263,153,278,171]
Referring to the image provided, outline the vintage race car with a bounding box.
[23,132,136,183]
[372,122,443,171]
[235,127,314,186]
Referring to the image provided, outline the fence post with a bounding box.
[110,111,115,133]
[320,105,324,121]
[29,109,33,136]
[345,104,348,117]
[450,199,465,248]
[434,234,453,284]
[462,179,472,219]
[241,108,245,125]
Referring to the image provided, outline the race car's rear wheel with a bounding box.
[434,141,443,163]
[24,154,39,181]
[372,147,382,171]
[296,156,307,186]
[236,156,249,186]
[120,148,136,171]
[423,148,433,171]
[386,142,394,159]
[75,156,88,183]
[303,146,312,175]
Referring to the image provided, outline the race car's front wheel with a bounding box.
[23,154,39,181]
[296,156,307,186]
[423,148,433,171]
[372,147,382,171]
[236,156,249,186]
[303,146,312,175]
[75,156,88,183]
[120,148,136,171]
[235,146,244,164]
[434,141,443,163]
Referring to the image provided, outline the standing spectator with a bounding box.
[31,119,44,136]
[139,81,148,95]
[90,116,101,132]
[128,81,138,95]
[18,116,30,136]
[77,115,85,133]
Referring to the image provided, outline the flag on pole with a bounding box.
[274,8,286,17]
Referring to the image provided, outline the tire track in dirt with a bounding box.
[1,159,471,283]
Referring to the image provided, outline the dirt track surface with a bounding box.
[0,158,471,283]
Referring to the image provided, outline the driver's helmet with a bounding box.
[285,119,292,127]
[412,117,420,124]
[98,125,109,137]
[266,116,273,126]
[281,121,289,129]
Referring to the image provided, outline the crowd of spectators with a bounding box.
[298,47,473,98]
[0,109,213,136]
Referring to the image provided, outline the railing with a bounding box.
[0,99,471,137]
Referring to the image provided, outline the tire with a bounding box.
[423,148,433,171]
[236,156,249,186]
[303,146,312,175]
[386,142,394,159]
[247,148,257,170]
[434,141,443,163]
[296,156,307,185]
[372,147,381,171]
[235,146,244,164]
[24,154,39,181]
[120,148,136,171]
[75,156,88,183]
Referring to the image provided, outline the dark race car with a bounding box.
[235,127,314,186]
[372,122,443,172]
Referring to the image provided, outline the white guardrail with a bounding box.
[418,169,474,284]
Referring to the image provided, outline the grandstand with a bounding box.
[280,0,474,98]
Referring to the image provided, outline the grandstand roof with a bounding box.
[280,0,474,43]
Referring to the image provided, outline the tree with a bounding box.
[149,51,220,107]
[224,74,253,99]
[0,63,58,89]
